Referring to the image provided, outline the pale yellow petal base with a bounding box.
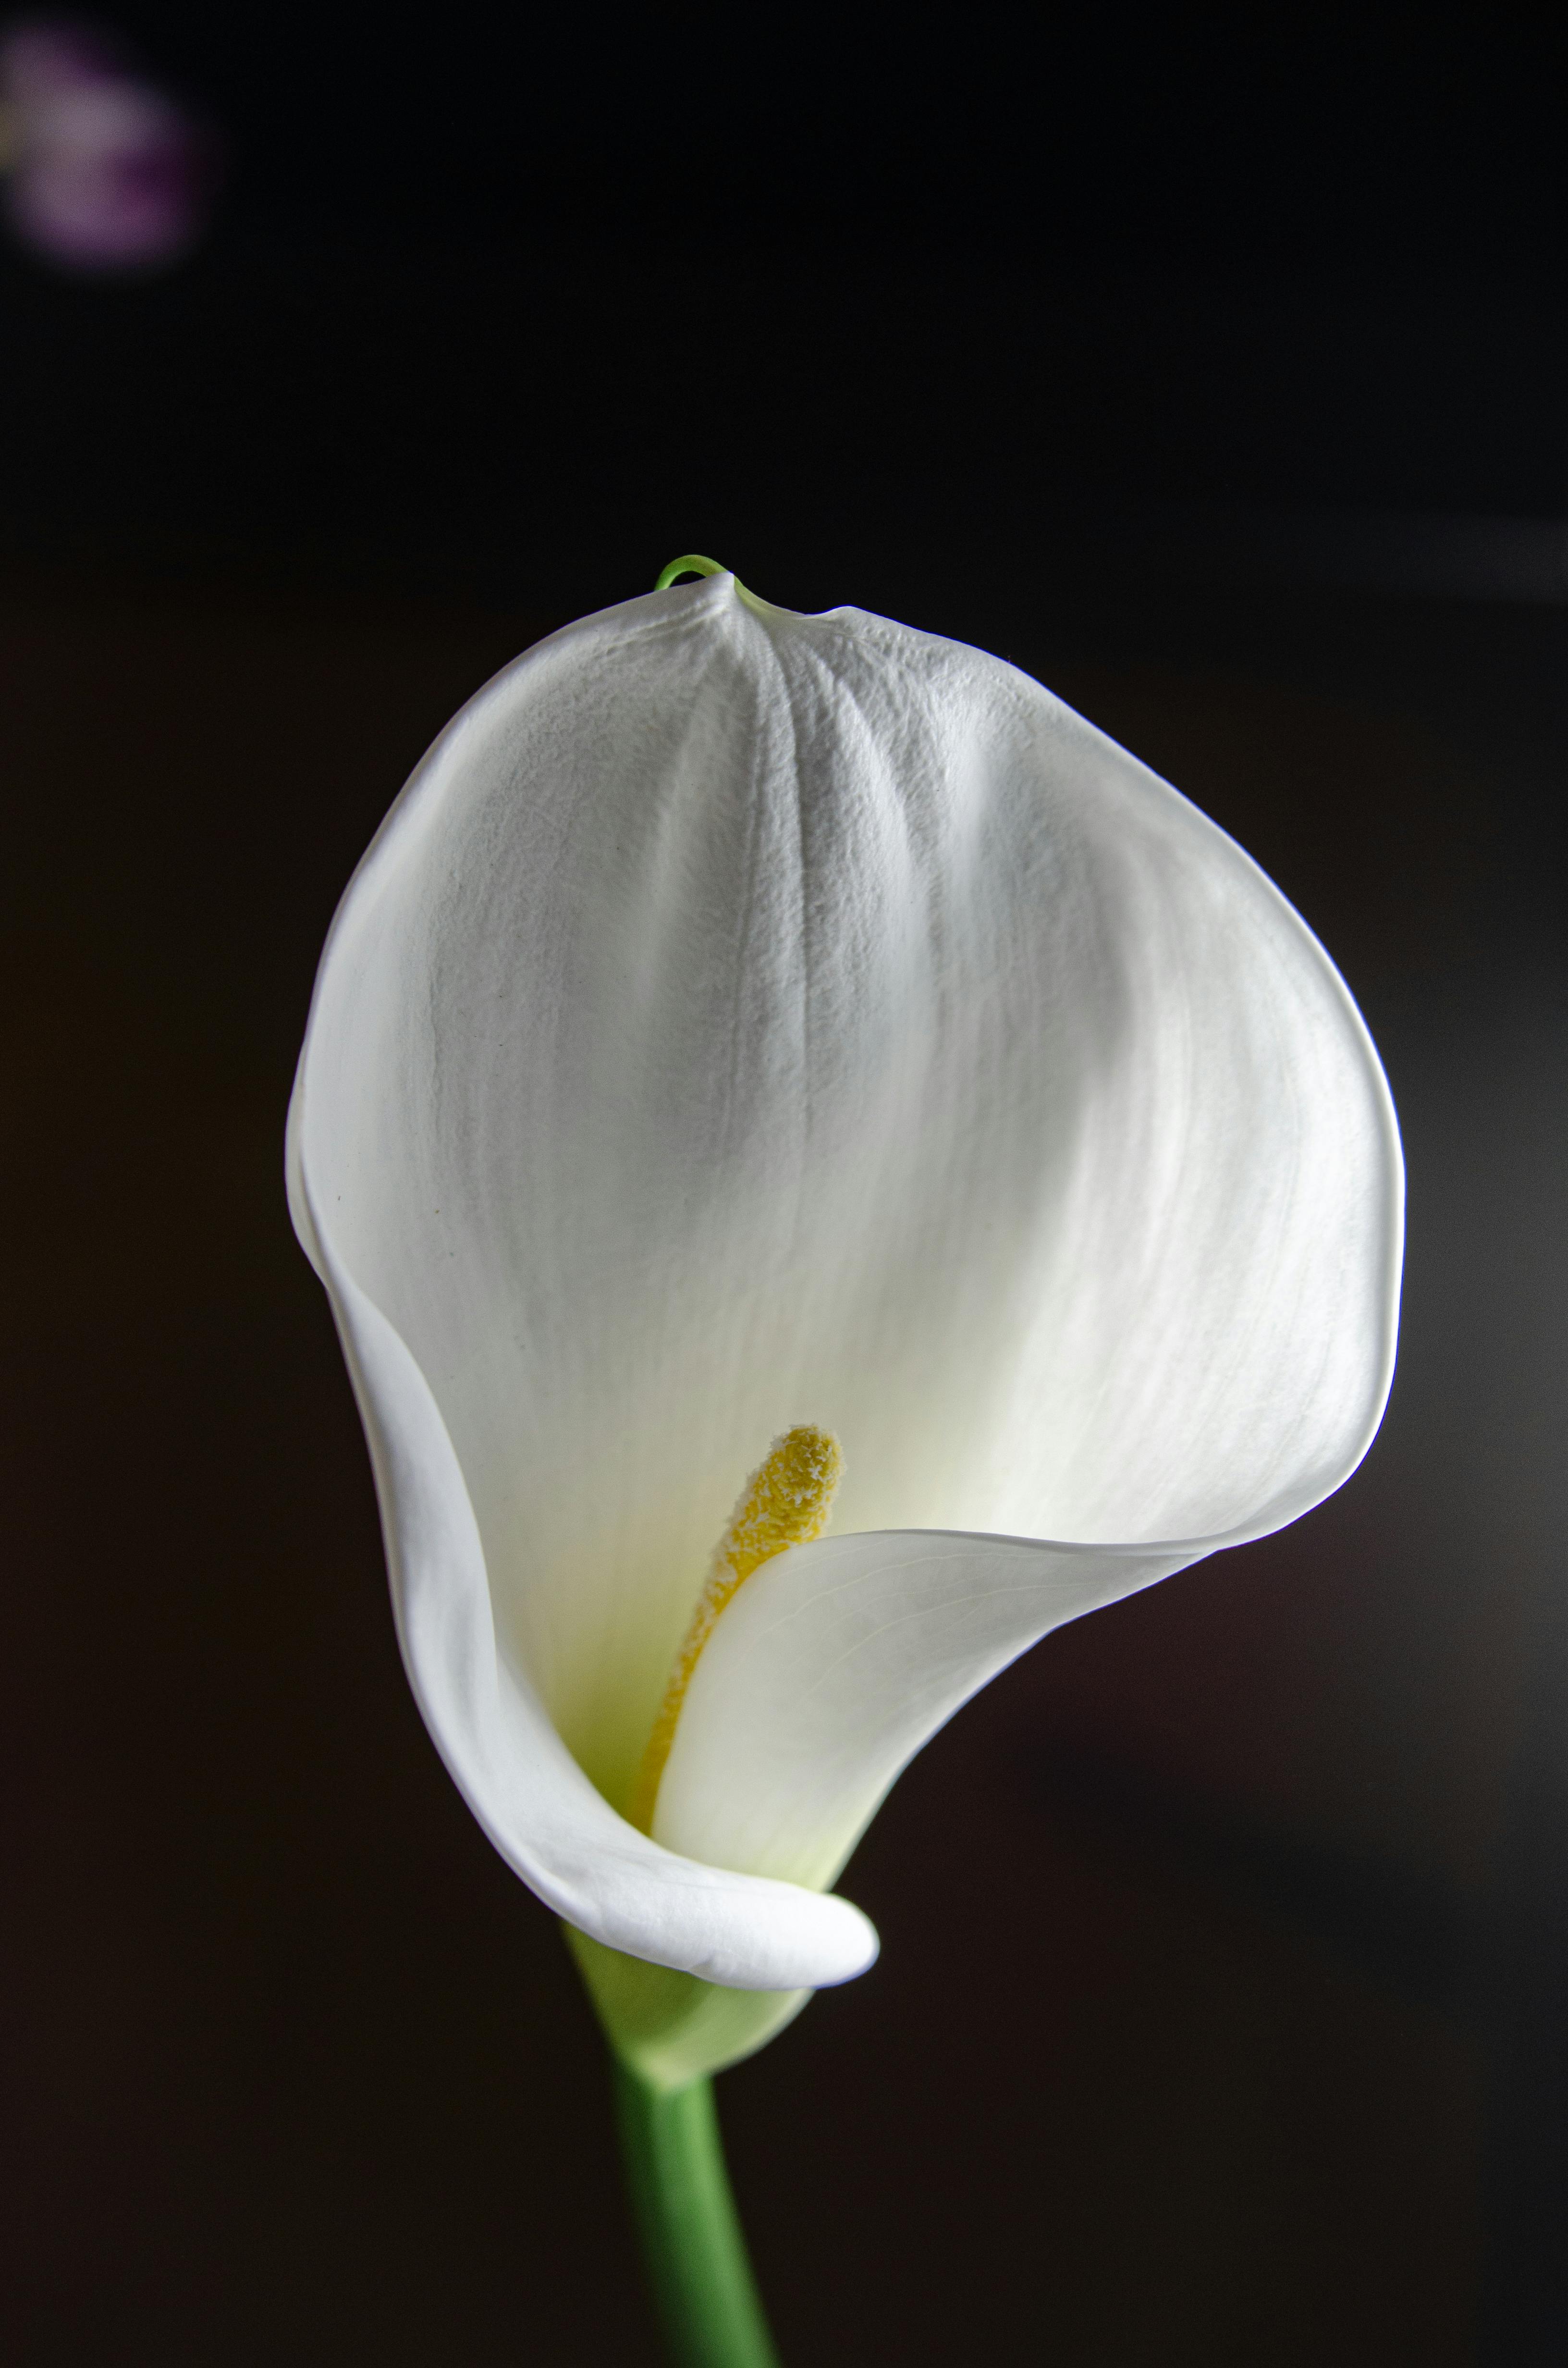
[566,1925,810,2091]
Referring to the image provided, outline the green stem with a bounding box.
[612,2059,782,2368]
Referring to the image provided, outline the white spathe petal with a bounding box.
[290,571,1401,1973]
[297,1158,877,1990]
[655,1530,1188,1890]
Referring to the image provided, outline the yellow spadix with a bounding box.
[630,1426,844,1835]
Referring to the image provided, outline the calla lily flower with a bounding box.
[287,568,1401,2090]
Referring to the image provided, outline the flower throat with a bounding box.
[628,1425,844,1835]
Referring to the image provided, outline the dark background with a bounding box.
[3,9,1566,2363]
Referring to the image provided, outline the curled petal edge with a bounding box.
[289,1137,880,1994]
[654,1132,1404,1901]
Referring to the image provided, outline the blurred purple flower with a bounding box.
[0,18,216,270]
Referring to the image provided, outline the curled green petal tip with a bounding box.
[655,554,730,591]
